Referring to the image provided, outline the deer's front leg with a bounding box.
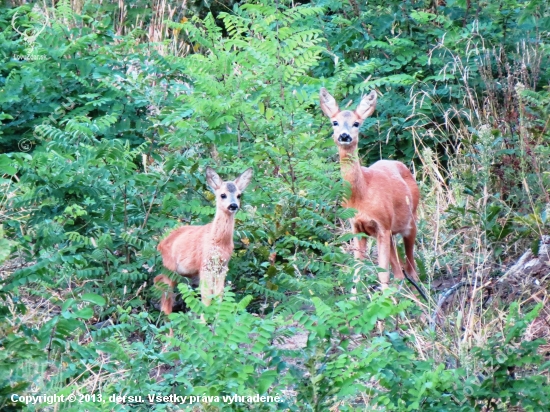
[350,221,367,298]
[200,252,228,306]
[352,225,367,260]
[212,265,227,302]
[200,269,214,307]
[376,230,391,288]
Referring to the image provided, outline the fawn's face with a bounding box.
[206,167,253,215]
[320,88,377,151]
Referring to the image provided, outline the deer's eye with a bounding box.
[237,194,241,199]
[332,121,339,126]
[221,194,227,199]
[353,122,360,127]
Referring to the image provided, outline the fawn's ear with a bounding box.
[235,168,253,191]
[206,167,223,190]
[355,90,377,120]
[320,88,339,118]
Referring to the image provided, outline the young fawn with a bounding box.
[155,167,253,314]
[320,88,421,291]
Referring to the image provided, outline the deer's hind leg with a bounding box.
[403,224,419,281]
[154,274,177,315]
[389,236,405,280]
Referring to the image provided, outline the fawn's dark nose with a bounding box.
[338,133,352,143]
[228,203,239,211]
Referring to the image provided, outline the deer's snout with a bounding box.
[228,203,239,212]
[338,133,352,143]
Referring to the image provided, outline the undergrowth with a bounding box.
[1,0,549,410]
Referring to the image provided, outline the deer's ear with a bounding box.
[355,90,377,120]
[206,167,223,190]
[320,88,339,118]
[235,168,253,191]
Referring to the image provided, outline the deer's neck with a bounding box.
[338,148,367,203]
[210,211,236,249]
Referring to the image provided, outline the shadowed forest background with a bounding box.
[1,0,550,410]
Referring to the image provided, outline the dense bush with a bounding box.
[1,0,549,410]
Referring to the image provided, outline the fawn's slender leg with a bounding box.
[199,273,226,306]
[200,271,213,307]
[154,274,177,336]
[211,268,227,302]
[200,250,228,306]
[154,274,177,315]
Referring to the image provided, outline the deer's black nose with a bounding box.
[228,203,239,211]
[338,133,352,143]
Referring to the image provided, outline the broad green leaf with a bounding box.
[82,293,106,306]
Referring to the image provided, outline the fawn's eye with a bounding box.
[237,194,241,199]
[332,121,339,126]
[221,194,227,199]
[353,122,360,127]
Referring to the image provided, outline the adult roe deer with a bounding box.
[320,88,421,292]
[155,167,253,314]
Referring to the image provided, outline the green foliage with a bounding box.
[466,303,550,411]
[157,287,288,410]
[1,0,549,410]
[0,225,15,265]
